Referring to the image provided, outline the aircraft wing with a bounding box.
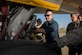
[34,0,81,14]
[7,0,81,14]
[7,0,62,11]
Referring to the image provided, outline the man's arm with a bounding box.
[55,27,82,47]
[51,22,59,39]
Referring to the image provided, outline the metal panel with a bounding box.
[7,7,35,36]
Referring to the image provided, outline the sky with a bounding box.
[35,14,71,28]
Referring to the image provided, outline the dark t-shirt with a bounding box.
[66,21,82,46]
[42,19,59,43]
[66,21,82,33]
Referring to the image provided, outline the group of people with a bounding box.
[34,5,82,55]
[66,13,82,55]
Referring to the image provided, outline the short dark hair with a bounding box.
[37,18,42,22]
[70,13,77,17]
[45,9,53,14]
